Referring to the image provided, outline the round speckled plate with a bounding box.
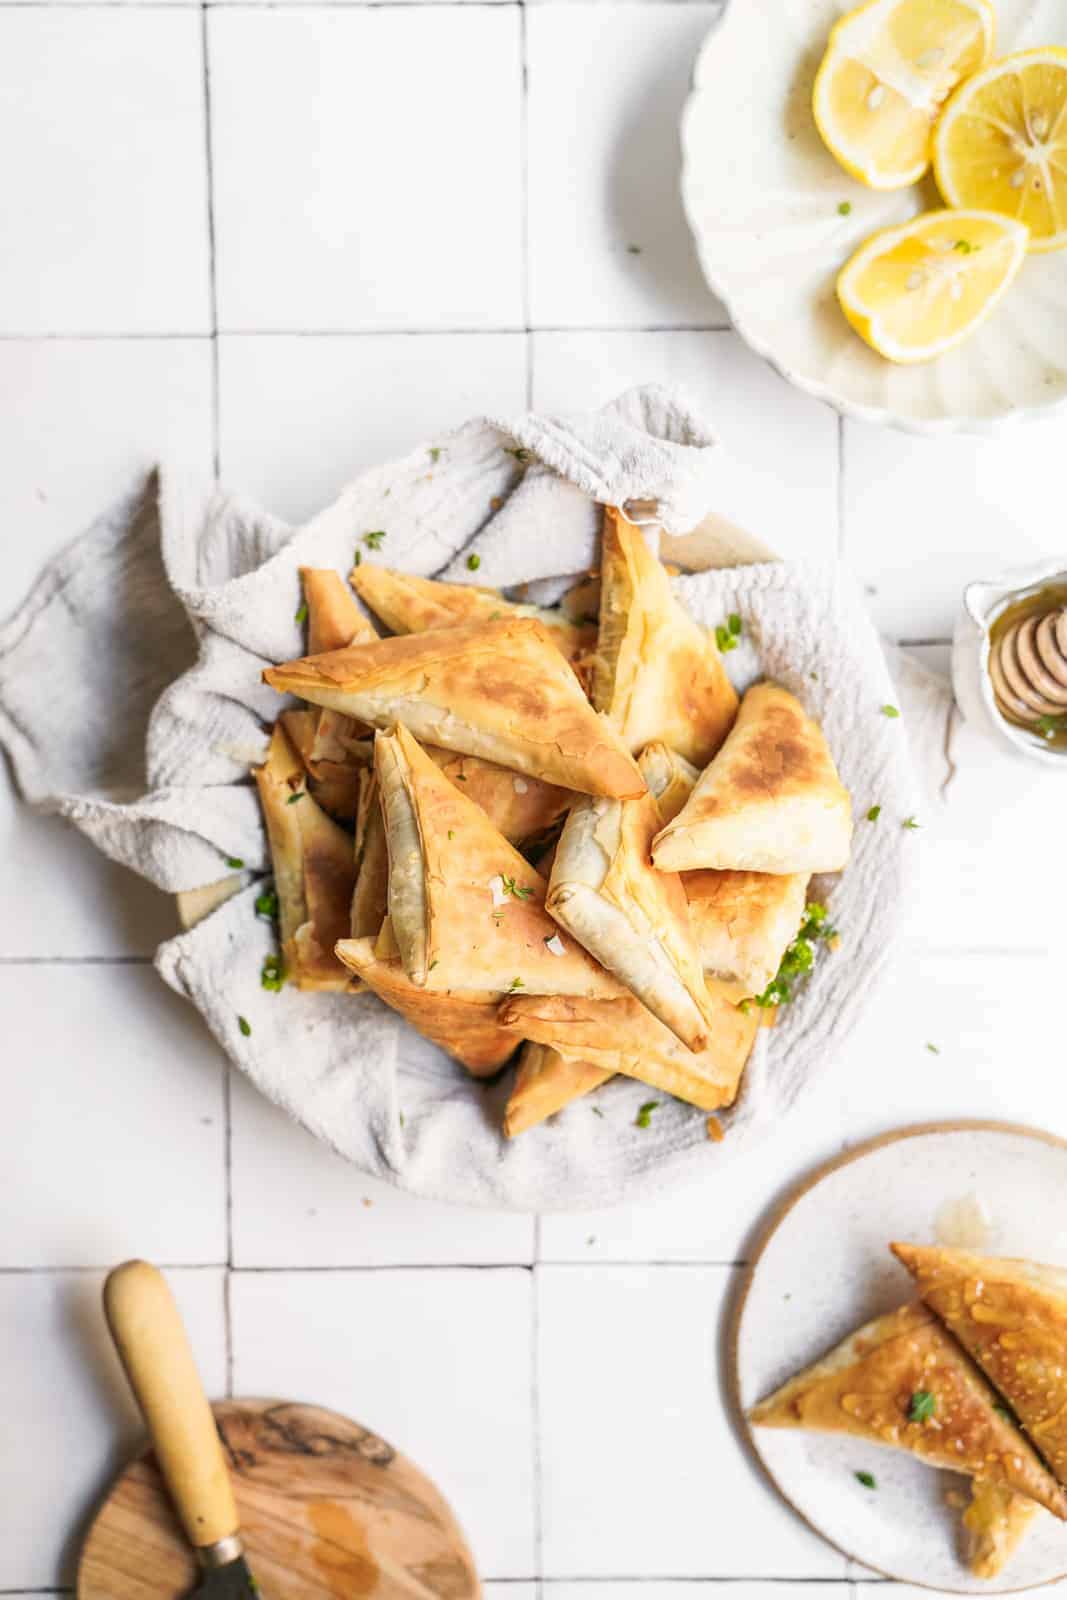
[733,1122,1067,1592]
[681,1,1067,432]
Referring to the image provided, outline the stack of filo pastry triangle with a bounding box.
[749,1242,1067,1579]
[254,503,854,1137]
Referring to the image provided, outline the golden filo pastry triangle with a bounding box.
[299,566,378,774]
[423,745,570,847]
[373,723,626,999]
[891,1242,1067,1492]
[350,561,594,665]
[334,932,517,1077]
[547,789,718,1053]
[652,682,853,874]
[263,618,645,799]
[590,507,738,766]
[961,1480,1041,1580]
[504,1042,613,1138]
[253,723,358,992]
[749,1301,1067,1520]
[499,988,758,1112]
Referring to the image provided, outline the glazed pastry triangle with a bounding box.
[373,724,625,998]
[264,618,645,798]
[962,1480,1040,1579]
[350,561,594,665]
[749,1301,1067,1520]
[590,507,738,765]
[892,1242,1067,1492]
[652,682,852,874]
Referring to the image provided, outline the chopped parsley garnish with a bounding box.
[902,816,921,830]
[255,885,279,921]
[838,200,852,216]
[506,446,531,464]
[627,243,642,254]
[1036,712,1067,741]
[508,976,525,991]
[866,805,881,822]
[501,874,533,901]
[429,447,443,464]
[261,952,286,992]
[635,1100,660,1129]
[715,613,743,653]
[363,529,386,550]
[428,959,438,971]
[447,829,454,840]
[881,704,900,719]
[286,790,305,805]
[295,602,308,624]
[738,998,752,1014]
[238,1015,251,1037]
[591,1105,604,1118]
[908,1389,936,1424]
[926,1042,940,1055]
[225,855,245,870]
[954,238,973,253]
[752,902,836,1008]
[466,553,481,571]
[855,1471,877,1489]
[353,549,362,567]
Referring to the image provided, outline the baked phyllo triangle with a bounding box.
[503,1042,612,1138]
[264,618,645,799]
[638,738,809,994]
[962,1480,1040,1580]
[253,723,358,992]
[499,989,758,1113]
[652,682,852,874]
[373,724,625,999]
[350,562,594,665]
[749,1300,1067,1520]
[891,1242,1067,1492]
[547,789,716,1052]
[298,567,378,779]
[424,745,570,848]
[590,507,738,766]
[334,933,517,1077]
[300,566,377,654]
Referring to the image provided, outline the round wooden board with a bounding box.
[730,1120,1067,1594]
[77,1398,481,1600]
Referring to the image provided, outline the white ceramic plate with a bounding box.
[734,1122,1067,1592]
[681,1,1067,433]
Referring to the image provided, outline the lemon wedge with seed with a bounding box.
[935,48,1067,252]
[837,209,1029,362]
[813,0,995,190]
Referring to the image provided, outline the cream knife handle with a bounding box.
[103,1260,239,1554]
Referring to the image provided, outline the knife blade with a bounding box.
[103,1260,264,1600]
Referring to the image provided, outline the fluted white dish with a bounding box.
[681,0,1067,433]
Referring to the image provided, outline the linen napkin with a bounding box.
[0,385,929,1211]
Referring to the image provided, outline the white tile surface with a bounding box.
[550,1588,848,1600]
[218,333,527,523]
[527,5,725,330]
[230,1069,534,1267]
[0,965,226,1267]
[538,1265,846,1578]
[0,1268,225,1590]
[842,418,1064,641]
[0,338,214,620]
[533,330,840,562]
[0,11,211,335]
[231,1268,535,1577]
[209,8,524,333]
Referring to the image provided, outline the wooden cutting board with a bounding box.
[77,1397,481,1600]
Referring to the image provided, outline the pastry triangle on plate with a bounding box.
[546,789,716,1052]
[639,740,810,994]
[350,562,594,665]
[499,988,758,1112]
[652,682,853,874]
[590,507,738,766]
[253,723,358,991]
[334,932,517,1076]
[373,724,625,998]
[961,1480,1041,1580]
[264,618,645,799]
[504,1042,612,1138]
[749,1300,1067,1520]
[892,1242,1067,1491]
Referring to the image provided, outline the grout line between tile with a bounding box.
[517,0,533,411]
[530,1255,544,1588]
[200,0,222,478]
[0,322,731,342]
[836,412,846,561]
[0,955,152,965]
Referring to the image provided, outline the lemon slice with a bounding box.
[837,209,1029,362]
[813,0,995,189]
[934,49,1067,252]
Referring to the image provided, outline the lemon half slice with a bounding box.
[935,48,1067,253]
[814,0,995,189]
[837,209,1029,362]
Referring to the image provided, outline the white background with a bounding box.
[1,0,1065,1594]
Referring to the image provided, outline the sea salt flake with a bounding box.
[513,777,529,794]
[545,933,566,957]
[488,874,507,908]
